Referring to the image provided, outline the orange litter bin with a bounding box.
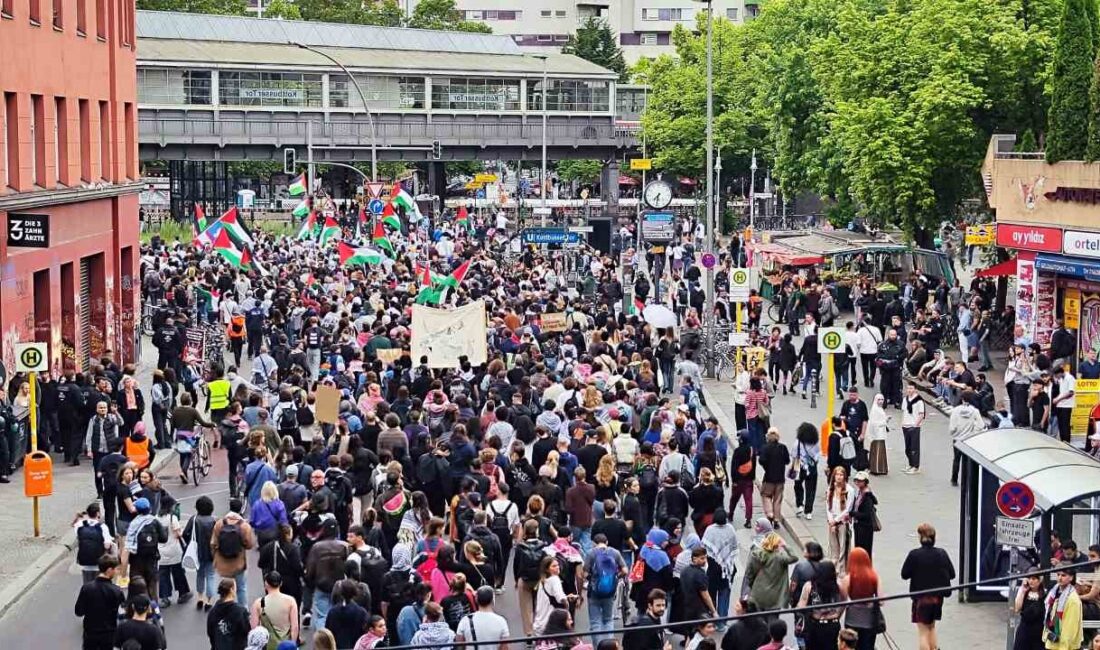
[24,451,53,498]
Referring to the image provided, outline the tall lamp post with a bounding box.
[697,0,716,377]
[749,148,758,231]
[294,42,378,183]
[532,54,550,227]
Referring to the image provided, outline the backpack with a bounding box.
[589,548,619,599]
[295,394,315,427]
[514,540,548,582]
[637,465,658,493]
[416,540,441,583]
[489,501,515,541]
[838,434,857,461]
[135,520,161,560]
[99,455,126,495]
[326,472,352,510]
[217,520,244,559]
[76,521,107,566]
[277,405,298,433]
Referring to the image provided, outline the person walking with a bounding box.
[796,560,848,650]
[582,533,627,645]
[793,423,821,521]
[841,547,882,650]
[729,432,755,528]
[211,498,256,606]
[249,571,299,648]
[757,428,790,527]
[826,466,854,574]
[901,383,926,474]
[113,593,166,650]
[744,531,797,612]
[900,523,956,650]
[74,555,127,650]
[206,578,251,650]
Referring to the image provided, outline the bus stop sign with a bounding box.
[996,481,1035,519]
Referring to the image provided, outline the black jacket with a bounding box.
[623,612,666,649]
[206,600,250,650]
[74,576,126,636]
[900,544,956,595]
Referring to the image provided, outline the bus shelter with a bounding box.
[955,427,1100,603]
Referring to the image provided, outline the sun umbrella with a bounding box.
[642,304,677,329]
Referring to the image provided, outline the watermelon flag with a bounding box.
[338,242,385,267]
[218,207,255,246]
[297,211,318,241]
[391,182,421,221]
[292,200,310,218]
[439,259,471,289]
[213,227,248,269]
[319,214,341,246]
[288,173,307,196]
[381,202,402,231]
[372,221,395,256]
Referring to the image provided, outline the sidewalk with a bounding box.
[0,336,175,618]
[701,376,1006,648]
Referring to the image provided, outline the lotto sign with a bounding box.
[996,481,1036,519]
[817,327,846,355]
[730,268,751,302]
[15,343,48,372]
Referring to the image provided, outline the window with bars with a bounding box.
[218,71,322,108]
[640,33,658,45]
[432,77,521,111]
[528,80,610,113]
[137,69,212,105]
[329,75,425,110]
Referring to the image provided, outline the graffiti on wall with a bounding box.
[1082,294,1100,359]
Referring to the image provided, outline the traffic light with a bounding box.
[432,140,442,160]
[283,148,296,174]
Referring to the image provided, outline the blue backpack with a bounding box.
[589,548,619,599]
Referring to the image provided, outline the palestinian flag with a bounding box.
[417,264,433,289]
[218,207,254,246]
[193,203,207,235]
[296,211,318,241]
[292,200,310,218]
[192,220,222,248]
[372,221,395,257]
[632,297,645,315]
[415,285,444,305]
[318,214,341,246]
[356,206,368,240]
[338,242,385,267]
[213,227,248,269]
[195,285,214,304]
[288,173,307,196]
[439,259,471,289]
[391,182,421,220]
[247,248,270,276]
[455,205,472,232]
[300,273,322,292]
[381,202,402,231]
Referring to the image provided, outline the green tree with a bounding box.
[263,0,300,20]
[407,0,491,32]
[1047,0,1095,162]
[563,18,628,81]
[290,0,402,25]
[555,160,603,184]
[136,0,247,14]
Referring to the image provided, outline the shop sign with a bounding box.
[241,88,303,100]
[1063,230,1100,259]
[965,225,996,246]
[996,223,1063,253]
[1035,254,1100,283]
[1064,288,1082,329]
[6,213,49,248]
[1072,379,1100,437]
[1044,186,1100,204]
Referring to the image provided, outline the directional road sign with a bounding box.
[996,481,1036,519]
[16,343,48,372]
[368,199,385,215]
[817,327,846,355]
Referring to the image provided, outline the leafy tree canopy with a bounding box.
[137,0,247,15]
[555,160,604,184]
[407,0,491,32]
[563,18,628,81]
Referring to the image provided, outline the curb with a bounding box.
[0,450,177,620]
[700,380,817,551]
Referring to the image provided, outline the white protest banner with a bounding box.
[411,299,488,368]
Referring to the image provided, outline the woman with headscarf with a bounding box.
[867,394,890,475]
[702,508,738,620]
[631,528,676,614]
[244,626,270,650]
[744,531,797,612]
[380,540,420,639]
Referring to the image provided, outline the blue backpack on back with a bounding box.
[589,548,619,599]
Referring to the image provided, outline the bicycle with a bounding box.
[189,427,213,487]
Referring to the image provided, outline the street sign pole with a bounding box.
[818,327,846,416]
[29,370,38,537]
[16,342,47,538]
[826,354,835,416]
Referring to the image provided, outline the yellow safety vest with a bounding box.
[208,379,231,411]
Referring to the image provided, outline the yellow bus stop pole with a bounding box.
[29,370,39,537]
[825,353,836,418]
[735,302,743,367]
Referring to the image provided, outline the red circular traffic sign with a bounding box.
[996,481,1035,519]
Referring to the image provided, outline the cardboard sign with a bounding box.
[313,385,341,424]
[541,312,568,333]
[377,348,403,365]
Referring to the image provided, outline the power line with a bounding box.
[377,558,1095,649]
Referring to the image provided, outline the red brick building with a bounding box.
[0,0,141,376]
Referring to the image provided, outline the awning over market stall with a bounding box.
[975,257,1017,278]
[748,241,826,266]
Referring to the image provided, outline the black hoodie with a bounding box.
[206,600,249,650]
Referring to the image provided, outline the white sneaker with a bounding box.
[804,513,813,520]
[795,506,804,516]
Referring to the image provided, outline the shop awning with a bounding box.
[1035,254,1100,282]
[618,175,639,186]
[975,257,1017,278]
[749,242,826,266]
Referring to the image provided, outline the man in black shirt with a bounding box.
[678,547,717,625]
[622,588,671,650]
[591,500,633,555]
[74,555,126,650]
[113,594,166,650]
[576,429,608,478]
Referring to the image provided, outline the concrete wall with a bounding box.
[983,137,1100,231]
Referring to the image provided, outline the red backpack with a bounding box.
[416,538,441,583]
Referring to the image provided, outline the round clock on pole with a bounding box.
[643,179,673,210]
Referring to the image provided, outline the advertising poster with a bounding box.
[1015,258,1036,341]
[1082,294,1100,359]
[1034,272,1057,347]
[1072,379,1100,436]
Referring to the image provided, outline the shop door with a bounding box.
[79,258,91,371]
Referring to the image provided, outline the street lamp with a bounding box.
[532,54,550,226]
[294,42,378,183]
[696,0,716,377]
[749,148,758,231]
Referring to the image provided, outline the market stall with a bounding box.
[746,241,826,301]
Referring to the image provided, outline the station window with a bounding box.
[218,71,323,108]
[330,75,425,110]
[555,10,566,17]
[726,7,739,20]
[432,77,521,112]
[540,9,551,17]
[640,33,658,45]
[528,79,610,113]
[137,69,212,105]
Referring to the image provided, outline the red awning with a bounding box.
[679,177,697,186]
[976,257,1017,278]
[749,242,825,267]
[618,175,639,186]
